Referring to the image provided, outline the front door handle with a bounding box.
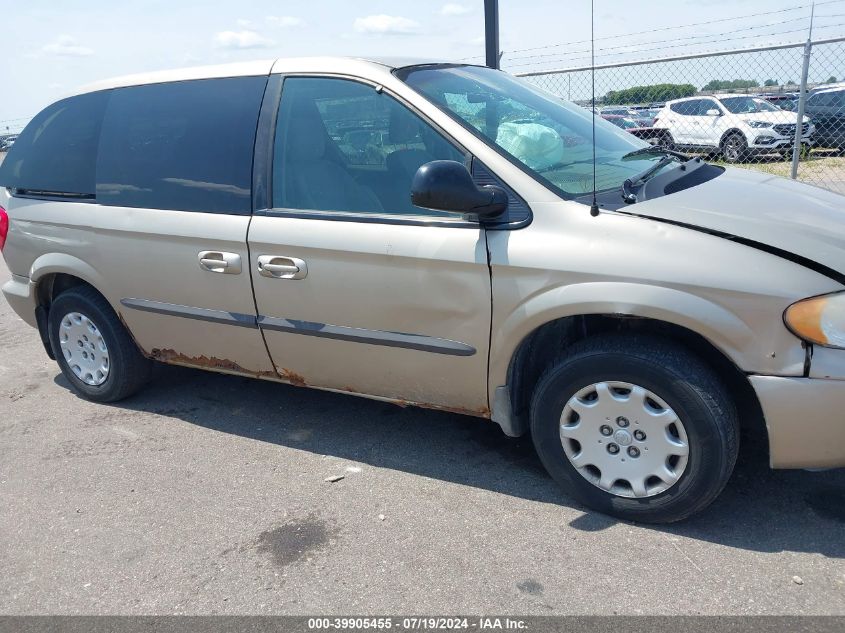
[198,251,242,274]
[257,255,308,280]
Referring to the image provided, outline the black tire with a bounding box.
[720,132,748,163]
[529,334,739,524]
[658,131,676,150]
[48,285,151,402]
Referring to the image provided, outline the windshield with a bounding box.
[719,96,780,114]
[396,64,674,197]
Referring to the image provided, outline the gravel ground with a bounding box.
[1,232,845,617]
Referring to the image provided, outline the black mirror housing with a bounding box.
[411,160,508,221]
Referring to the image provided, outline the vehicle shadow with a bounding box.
[56,362,845,558]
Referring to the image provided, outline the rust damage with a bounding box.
[150,348,277,379]
[341,386,489,418]
[279,368,307,387]
[147,348,486,416]
[415,401,491,418]
[391,398,489,418]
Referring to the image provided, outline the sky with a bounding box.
[0,0,842,129]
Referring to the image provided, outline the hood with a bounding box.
[732,110,807,124]
[629,167,845,281]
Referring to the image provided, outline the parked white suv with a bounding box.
[653,94,814,162]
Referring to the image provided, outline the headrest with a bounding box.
[388,105,421,144]
[286,98,327,161]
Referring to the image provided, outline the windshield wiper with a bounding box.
[621,155,677,204]
[622,145,688,161]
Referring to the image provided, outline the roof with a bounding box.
[68,56,453,99]
[666,93,762,104]
[811,84,845,95]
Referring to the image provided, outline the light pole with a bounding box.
[484,0,500,69]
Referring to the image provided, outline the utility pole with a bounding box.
[484,0,500,69]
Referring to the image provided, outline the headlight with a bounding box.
[784,292,845,349]
[749,121,773,128]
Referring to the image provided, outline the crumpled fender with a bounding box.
[489,280,780,395]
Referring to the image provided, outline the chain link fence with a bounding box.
[518,37,845,195]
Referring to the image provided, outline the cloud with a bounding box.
[439,4,472,16]
[353,14,420,35]
[214,30,275,49]
[266,15,303,28]
[236,18,252,27]
[42,35,94,57]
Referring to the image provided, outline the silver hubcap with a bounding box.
[560,381,689,498]
[59,312,110,386]
[724,138,742,160]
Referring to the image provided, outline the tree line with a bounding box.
[602,75,842,105]
[603,83,696,104]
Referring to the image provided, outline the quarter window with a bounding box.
[272,77,465,216]
[670,101,696,115]
[0,91,108,196]
[96,76,267,214]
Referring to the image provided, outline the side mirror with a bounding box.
[411,160,508,221]
[706,108,721,116]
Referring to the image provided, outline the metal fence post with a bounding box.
[790,39,812,179]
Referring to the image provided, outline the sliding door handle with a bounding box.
[198,251,242,274]
[257,255,308,280]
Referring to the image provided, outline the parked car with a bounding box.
[601,114,640,129]
[803,87,845,149]
[633,108,660,127]
[601,106,638,118]
[3,58,845,523]
[652,94,814,162]
[600,114,662,142]
[761,93,799,111]
[0,135,17,151]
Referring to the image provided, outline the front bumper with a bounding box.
[751,375,845,469]
[749,130,814,150]
[1,273,37,327]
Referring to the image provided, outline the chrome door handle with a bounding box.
[198,251,242,274]
[257,255,308,280]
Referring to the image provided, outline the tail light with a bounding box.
[0,206,8,251]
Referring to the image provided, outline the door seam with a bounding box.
[483,227,494,415]
[246,214,282,378]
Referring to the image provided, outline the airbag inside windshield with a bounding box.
[496,121,565,170]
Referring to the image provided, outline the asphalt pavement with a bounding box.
[1,257,844,615]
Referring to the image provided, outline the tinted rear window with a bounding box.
[0,91,108,196]
[96,76,267,213]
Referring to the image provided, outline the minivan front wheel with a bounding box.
[530,334,739,523]
[48,286,151,402]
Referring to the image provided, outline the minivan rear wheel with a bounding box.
[48,286,151,402]
[529,334,739,523]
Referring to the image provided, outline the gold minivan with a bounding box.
[2,57,844,523]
